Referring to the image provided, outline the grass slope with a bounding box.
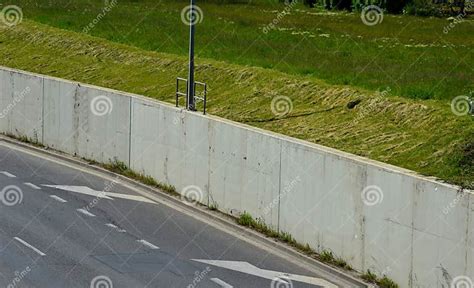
[14,0,474,101]
[0,21,472,186]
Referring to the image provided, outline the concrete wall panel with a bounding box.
[74,86,130,164]
[9,71,43,141]
[0,69,12,133]
[42,78,78,154]
[208,120,280,226]
[411,181,470,288]
[279,142,366,268]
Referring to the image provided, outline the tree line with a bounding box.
[301,0,471,16]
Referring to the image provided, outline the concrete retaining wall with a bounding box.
[0,66,471,288]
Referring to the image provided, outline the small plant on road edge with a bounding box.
[362,270,399,288]
[104,158,177,195]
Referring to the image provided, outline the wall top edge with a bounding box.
[1,65,470,193]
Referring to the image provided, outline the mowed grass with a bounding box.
[14,0,474,101]
[0,21,472,186]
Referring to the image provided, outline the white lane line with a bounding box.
[50,195,67,203]
[137,239,159,250]
[76,208,96,217]
[211,278,234,288]
[24,182,41,190]
[13,237,46,256]
[0,171,16,178]
[105,223,126,233]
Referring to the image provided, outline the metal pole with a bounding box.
[187,0,196,111]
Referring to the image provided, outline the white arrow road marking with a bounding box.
[50,195,67,203]
[211,278,233,288]
[192,260,338,288]
[42,185,156,204]
[43,185,114,200]
[104,191,156,204]
[137,239,159,250]
[76,208,96,217]
[105,223,126,233]
[0,171,16,178]
[14,237,46,256]
[24,182,41,190]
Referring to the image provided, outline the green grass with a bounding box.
[0,20,472,186]
[13,0,473,101]
[362,270,399,288]
[103,158,177,194]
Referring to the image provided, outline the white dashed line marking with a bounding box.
[76,208,96,217]
[13,237,46,256]
[24,183,41,190]
[137,239,159,250]
[0,171,16,178]
[105,223,126,233]
[50,195,67,203]
[211,278,234,288]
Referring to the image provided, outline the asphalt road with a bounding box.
[0,141,350,288]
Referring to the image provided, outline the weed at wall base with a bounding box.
[237,211,399,287]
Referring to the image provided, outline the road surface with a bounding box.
[0,140,355,288]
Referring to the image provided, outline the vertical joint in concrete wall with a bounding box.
[277,140,282,232]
